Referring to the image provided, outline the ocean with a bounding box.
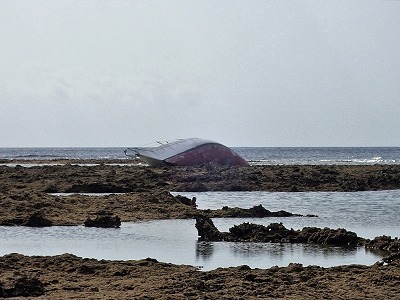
[1,147,400,165]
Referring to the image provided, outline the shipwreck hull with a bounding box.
[165,143,248,166]
[127,138,248,167]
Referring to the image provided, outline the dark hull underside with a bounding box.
[164,143,248,166]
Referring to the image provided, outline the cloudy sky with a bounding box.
[1,1,400,147]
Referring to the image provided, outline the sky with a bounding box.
[1,1,400,147]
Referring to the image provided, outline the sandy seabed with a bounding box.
[1,161,400,299]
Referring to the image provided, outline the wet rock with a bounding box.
[66,183,130,193]
[297,227,360,246]
[229,222,296,242]
[137,258,159,266]
[195,216,361,247]
[0,217,24,226]
[84,212,121,228]
[1,251,400,299]
[23,211,53,227]
[176,182,208,192]
[78,264,96,274]
[365,235,400,253]
[195,216,229,241]
[174,194,197,206]
[0,277,44,298]
[3,164,400,227]
[381,252,400,265]
[203,204,313,218]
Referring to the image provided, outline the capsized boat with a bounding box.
[124,138,249,167]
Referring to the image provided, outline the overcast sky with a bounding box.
[1,1,400,147]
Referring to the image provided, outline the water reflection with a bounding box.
[229,242,287,259]
[194,239,381,270]
[196,242,214,261]
[0,221,383,271]
[3,189,399,270]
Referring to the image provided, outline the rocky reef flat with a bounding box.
[1,253,399,299]
[1,162,400,298]
[1,163,400,225]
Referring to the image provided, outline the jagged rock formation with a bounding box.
[195,216,363,247]
[201,204,317,218]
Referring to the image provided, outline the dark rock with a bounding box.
[78,264,96,274]
[226,184,245,191]
[202,204,308,218]
[248,205,274,217]
[0,277,44,297]
[24,211,53,227]
[43,185,58,193]
[177,182,208,192]
[298,227,360,246]
[195,216,361,247]
[137,258,159,266]
[84,213,121,228]
[244,274,257,281]
[13,277,44,297]
[0,217,24,226]
[274,210,297,217]
[145,257,158,263]
[228,222,296,242]
[382,252,400,265]
[365,236,400,253]
[174,194,197,206]
[66,183,130,193]
[195,216,229,241]
[113,269,130,276]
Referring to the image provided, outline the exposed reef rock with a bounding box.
[0,211,53,227]
[1,164,400,225]
[195,217,400,259]
[365,236,400,253]
[0,277,44,298]
[4,164,400,195]
[84,211,121,228]
[195,216,362,247]
[1,253,400,299]
[174,194,197,206]
[0,162,400,298]
[202,204,317,218]
[195,215,227,241]
[24,211,53,227]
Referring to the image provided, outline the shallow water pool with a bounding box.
[1,190,399,270]
[0,220,381,271]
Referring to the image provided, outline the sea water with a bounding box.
[1,147,400,165]
[1,190,399,270]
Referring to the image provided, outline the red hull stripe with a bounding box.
[165,143,248,166]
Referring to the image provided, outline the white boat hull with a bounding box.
[126,138,248,167]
